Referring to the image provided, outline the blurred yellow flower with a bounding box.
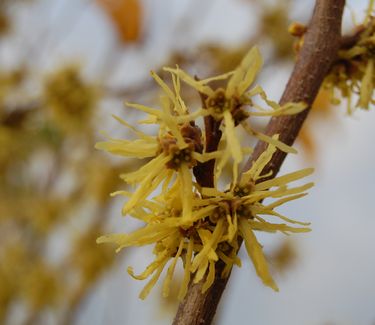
[71,226,115,283]
[22,261,61,310]
[323,17,375,112]
[43,65,98,131]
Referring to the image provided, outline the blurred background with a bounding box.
[1,0,374,324]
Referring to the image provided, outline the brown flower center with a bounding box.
[159,123,203,170]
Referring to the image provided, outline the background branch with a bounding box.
[173,0,345,324]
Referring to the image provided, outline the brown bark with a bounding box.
[173,1,345,324]
[193,92,222,188]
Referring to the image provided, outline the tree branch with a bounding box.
[173,1,345,324]
[193,91,223,188]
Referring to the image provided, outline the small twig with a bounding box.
[340,25,365,49]
[173,1,345,324]
[193,92,222,188]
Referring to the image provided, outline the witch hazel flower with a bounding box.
[98,140,313,298]
[328,16,375,111]
[96,46,313,300]
[165,47,306,177]
[97,179,217,300]
[197,140,313,290]
[96,71,220,222]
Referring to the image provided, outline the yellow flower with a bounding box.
[165,47,306,174]
[96,71,219,221]
[97,49,313,300]
[43,65,98,131]
[97,180,216,300]
[195,141,313,291]
[98,141,313,297]
[323,17,375,112]
[71,226,115,283]
[261,2,296,59]
[22,261,61,310]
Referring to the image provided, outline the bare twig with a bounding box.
[173,1,345,324]
[193,91,222,188]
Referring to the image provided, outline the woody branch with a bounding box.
[172,1,345,324]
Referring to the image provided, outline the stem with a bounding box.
[193,92,222,188]
[193,114,222,187]
[173,1,345,324]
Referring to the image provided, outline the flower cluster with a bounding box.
[0,62,121,322]
[43,65,98,132]
[324,16,375,112]
[96,46,312,299]
[289,4,375,114]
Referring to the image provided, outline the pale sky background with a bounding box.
[2,0,375,324]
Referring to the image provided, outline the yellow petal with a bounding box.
[197,228,219,261]
[95,139,158,158]
[241,143,276,184]
[200,187,227,198]
[190,205,217,223]
[226,46,263,98]
[242,123,295,157]
[194,259,209,284]
[358,59,374,109]
[215,147,231,183]
[175,109,209,123]
[218,250,241,268]
[191,219,224,272]
[239,217,279,291]
[247,85,279,110]
[139,259,169,299]
[160,97,187,148]
[163,67,214,96]
[111,114,153,139]
[151,70,178,106]
[178,238,194,300]
[201,71,235,84]
[128,251,169,280]
[226,213,237,242]
[180,164,193,223]
[171,71,188,114]
[255,168,314,191]
[223,110,242,163]
[252,129,297,154]
[249,220,311,234]
[192,150,224,163]
[126,102,161,117]
[251,204,310,226]
[162,239,184,297]
[202,261,216,293]
[262,193,307,210]
[122,164,169,214]
[269,183,314,198]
